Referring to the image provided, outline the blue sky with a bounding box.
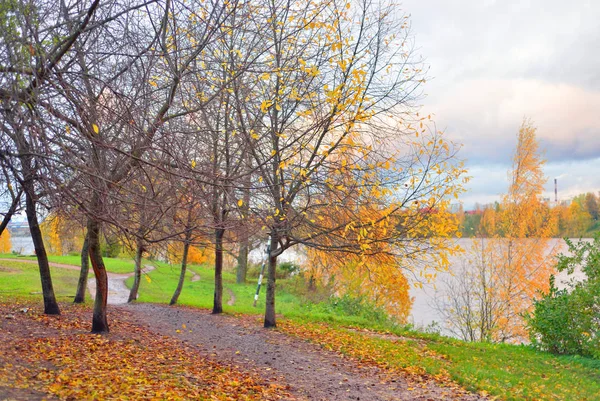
[401,0,600,208]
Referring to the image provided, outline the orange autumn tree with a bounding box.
[40,213,85,256]
[439,120,558,342]
[305,197,413,322]
[303,128,466,323]
[0,229,11,253]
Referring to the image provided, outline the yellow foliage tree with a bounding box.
[187,246,211,266]
[0,230,11,253]
[440,120,558,342]
[167,243,213,266]
[40,214,63,256]
[40,213,85,256]
[302,137,465,323]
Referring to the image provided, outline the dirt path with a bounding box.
[121,304,485,401]
[226,287,236,305]
[87,265,155,304]
[0,258,153,305]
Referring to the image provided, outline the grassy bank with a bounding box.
[0,253,136,274]
[278,320,600,400]
[0,260,85,301]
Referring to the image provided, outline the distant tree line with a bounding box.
[456,191,599,239]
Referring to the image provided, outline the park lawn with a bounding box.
[0,260,88,302]
[0,253,136,274]
[130,262,386,327]
[128,262,302,316]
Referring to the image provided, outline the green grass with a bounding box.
[0,260,90,302]
[130,262,308,316]
[277,319,600,400]
[131,262,392,328]
[426,339,600,400]
[0,253,136,274]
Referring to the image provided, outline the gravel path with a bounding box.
[87,265,155,304]
[121,303,486,401]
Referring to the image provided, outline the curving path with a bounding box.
[87,265,155,304]
[121,303,487,401]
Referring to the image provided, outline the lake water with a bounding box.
[11,236,35,255]
[407,238,589,336]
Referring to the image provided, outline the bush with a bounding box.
[277,261,300,277]
[324,295,391,325]
[526,235,600,358]
[246,261,300,280]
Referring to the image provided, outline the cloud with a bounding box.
[427,79,600,164]
[394,0,600,204]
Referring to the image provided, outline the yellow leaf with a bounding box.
[260,100,273,113]
[191,160,196,168]
[145,275,151,283]
[238,199,243,207]
[92,124,99,134]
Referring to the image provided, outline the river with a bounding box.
[407,238,589,337]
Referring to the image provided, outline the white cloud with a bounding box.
[427,79,600,163]
[394,0,600,204]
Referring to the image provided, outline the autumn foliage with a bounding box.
[441,120,558,342]
[0,301,288,400]
[0,229,10,253]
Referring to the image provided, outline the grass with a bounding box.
[427,339,600,400]
[0,260,88,301]
[1,256,599,400]
[277,319,600,400]
[0,253,136,274]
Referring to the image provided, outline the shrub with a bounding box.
[325,294,391,325]
[246,262,296,280]
[277,261,300,277]
[526,235,600,358]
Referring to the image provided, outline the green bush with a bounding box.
[277,261,300,277]
[322,295,391,325]
[526,235,600,358]
[246,261,299,280]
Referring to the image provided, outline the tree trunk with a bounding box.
[170,239,190,306]
[264,234,279,328]
[74,234,90,303]
[87,216,109,333]
[213,228,225,314]
[236,241,248,284]
[236,158,251,284]
[25,189,60,315]
[308,274,316,292]
[128,239,144,303]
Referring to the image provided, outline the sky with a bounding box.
[400,0,600,208]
